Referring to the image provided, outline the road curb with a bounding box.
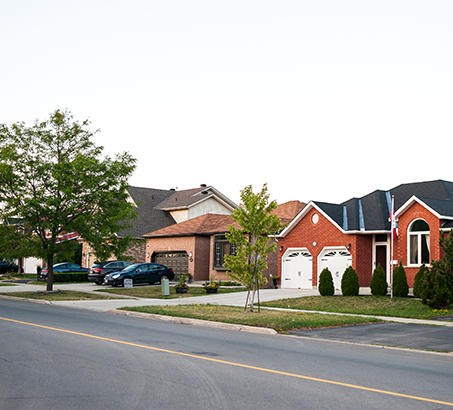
[109,309,278,335]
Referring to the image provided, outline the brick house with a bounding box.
[276,180,453,290]
[143,200,305,281]
[81,184,236,268]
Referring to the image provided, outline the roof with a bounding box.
[272,200,306,224]
[143,213,238,237]
[156,186,237,211]
[279,179,453,237]
[118,186,176,237]
[118,185,237,238]
[144,200,303,238]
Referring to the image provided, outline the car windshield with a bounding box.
[122,264,140,272]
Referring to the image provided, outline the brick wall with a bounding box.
[278,208,372,287]
[394,201,442,287]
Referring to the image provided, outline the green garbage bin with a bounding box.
[161,278,170,296]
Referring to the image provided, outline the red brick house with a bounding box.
[143,200,305,281]
[276,180,453,290]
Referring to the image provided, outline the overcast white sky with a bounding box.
[1,1,452,206]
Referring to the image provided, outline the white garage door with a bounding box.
[281,249,313,289]
[318,248,352,291]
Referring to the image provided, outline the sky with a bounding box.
[1,1,452,206]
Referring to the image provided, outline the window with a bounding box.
[408,219,430,265]
[214,235,236,269]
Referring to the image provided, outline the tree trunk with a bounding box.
[46,253,54,292]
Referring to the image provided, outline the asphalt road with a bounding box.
[1,298,452,410]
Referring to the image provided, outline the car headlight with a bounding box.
[112,274,121,279]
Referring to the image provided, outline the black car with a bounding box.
[40,263,89,279]
[88,261,132,284]
[104,263,174,287]
[0,261,19,274]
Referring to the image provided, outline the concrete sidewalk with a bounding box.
[1,281,452,327]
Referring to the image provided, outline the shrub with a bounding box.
[413,264,428,298]
[370,264,387,296]
[53,272,88,282]
[318,268,334,296]
[419,260,452,309]
[392,262,409,297]
[341,266,359,296]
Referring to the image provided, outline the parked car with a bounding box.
[0,261,19,275]
[89,261,115,275]
[40,263,89,280]
[104,263,174,287]
[88,260,132,284]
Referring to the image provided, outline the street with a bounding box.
[1,298,452,410]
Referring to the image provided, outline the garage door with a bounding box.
[318,248,352,291]
[152,252,188,277]
[281,249,313,289]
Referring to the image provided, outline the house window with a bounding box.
[408,219,430,266]
[214,235,236,269]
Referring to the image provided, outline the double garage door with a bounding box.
[152,252,188,277]
[282,247,352,290]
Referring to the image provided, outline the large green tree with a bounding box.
[224,184,284,312]
[0,109,138,290]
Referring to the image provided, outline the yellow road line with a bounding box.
[2,316,453,407]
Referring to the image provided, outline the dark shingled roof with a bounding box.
[313,180,453,233]
[156,187,213,210]
[118,187,176,237]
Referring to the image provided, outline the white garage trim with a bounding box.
[317,246,352,291]
[281,247,313,289]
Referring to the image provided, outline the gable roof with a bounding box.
[119,185,237,238]
[279,179,453,237]
[156,186,237,211]
[143,213,238,237]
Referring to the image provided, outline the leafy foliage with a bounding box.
[318,268,334,296]
[341,266,359,296]
[0,109,137,290]
[413,263,428,299]
[418,231,453,309]
[370,263,388,296]
[392,262,409,297]
[224,184,284,312]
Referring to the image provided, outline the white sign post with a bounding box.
[124,278,133,288]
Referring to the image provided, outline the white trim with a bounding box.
[281,247,313,289]
[316,246,352,291]
[396,195,453,221]
[406,218,431,267]
[278,202,346,238]
[372,234,390,284]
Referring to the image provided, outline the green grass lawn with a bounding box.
[122,304,382,332]
[96,285,246,299]
[262,295,451,320]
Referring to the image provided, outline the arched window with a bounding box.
[408,219,430,266]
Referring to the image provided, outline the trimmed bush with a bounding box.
[318,268,334,296]
[370,264,387,296]
[341,266,359,296]
[413,264,428,298]
[392,262,409,297]
[53,272,89,282]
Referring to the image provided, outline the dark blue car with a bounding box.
[39,263,89,280]
[104,263,174,287]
